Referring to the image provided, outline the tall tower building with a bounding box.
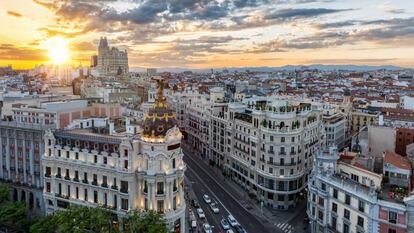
[96,37,129,77]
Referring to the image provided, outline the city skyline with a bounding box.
[0,0,414,69]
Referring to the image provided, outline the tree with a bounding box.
[123,210,168,233]
[0,201,29,229]
[0,183,10,204]
[30,214,58,233]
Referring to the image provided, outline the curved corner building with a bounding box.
[42,80,186,232]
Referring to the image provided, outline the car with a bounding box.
[197,208,205,219]
[221,218,230,230]
[226,230,235,233]
[191,199,200,208]
[203,223,213,233]
[210,202,219,213]
[227,214,239,227]
[203,194,211,204]
[234,225,247,233]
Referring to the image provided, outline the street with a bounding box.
[184,149,277,233]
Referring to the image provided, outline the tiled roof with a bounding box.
[384,150,412,170]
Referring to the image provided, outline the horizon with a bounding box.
[1,0,414,69]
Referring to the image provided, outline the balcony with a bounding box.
[120,188,128,194]
[73,177,80,182]
[111,185,118,190]
[290,151,296,155]
[267,150,275,154]
[45,173,51,178]
[56,174,62,179]
[101,183,108,188]
[279,152,286,156]
[92,181,98,186]
[64,176,70,181]
[82,180,88,184]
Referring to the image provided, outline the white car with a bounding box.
[221,218,230,230]
[210,202,219,213]
[203,223,213,233]
[197,208,205,219]
[203,194,211,204]
[226,230,235,233]
[227,214,239,227]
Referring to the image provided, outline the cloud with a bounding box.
[0,43,47,60]
[264,8,352,20]
[305,58,397,64]
[7,11,23,17]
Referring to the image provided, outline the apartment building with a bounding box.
[42,81,186,232]
[307,147,414,233]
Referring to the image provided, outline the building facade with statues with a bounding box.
[96,37,129,77]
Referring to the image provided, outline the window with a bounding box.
[321,183,326,191]
[121,198,128,210]
[94,155,97,163]
[102,176,107,186]
[318,210,323,221]
[281,137,285,143]
[58,183,62,195]
[94,191,98,203]
[344,209,350,220]
[357,216,364,227]
[358,200,365,212]
[83,172,88,183]
[389,211,397,224]
[46,182,51,192]
[84,189,88,201]
[74,171,79,181]
[67,185,70,197]
[157,182,164,194]
[388,229,396,233]
[332,202,337,213]
[318,197,324,206]
[124,160,128,169]
[57,167,61,177]
[331,216,337,229]
[93,174,98,185]
[114,194,117,208]
[345,194,351,205]
[66,151,70,159]
[75,152,79,160]
[269,167,273,174]
[103,157,107,165]
[45,167,51,177]
[172,158,176,169]
[343,224,349,233]
[312,194,316,202]
[121,181,128,193]
[333,189,338,198]
[157,200,164,213]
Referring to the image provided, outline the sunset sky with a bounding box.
[0,0,413,69]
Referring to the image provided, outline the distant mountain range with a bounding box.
[130,64,409,73]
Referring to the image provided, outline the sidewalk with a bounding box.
[183,143,307,232]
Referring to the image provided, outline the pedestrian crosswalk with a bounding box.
[275,222,295,233]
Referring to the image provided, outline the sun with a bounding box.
[46,37,70,64]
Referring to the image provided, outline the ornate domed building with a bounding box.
[42,79,186,232]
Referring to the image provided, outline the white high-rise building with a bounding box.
[97,37,129,77]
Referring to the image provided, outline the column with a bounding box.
[14,137,18,180]
[164,180,170,211]
[6,136,10,179]
[30,140,34,183]
[0,136,3,178]
[170,180,174,210]
[137,179,142,209]
[151,182,156,211]
[22,139,27,183]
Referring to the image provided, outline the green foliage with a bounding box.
[0,201,29,228]
[30,206,168,233]
[123,210,168,233]
[30,214,58,233]
[0,183,10,204]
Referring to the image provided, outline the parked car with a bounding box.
[189,209,197,229]
[197,208,205,219]
[210,202,219,213]
[227,214,239,227]
[203,223,213,233]
[191,199,200,208]
[226,230,235,233]
[234,225,247,233]
[203,194,211,204]
[221,218,230,230]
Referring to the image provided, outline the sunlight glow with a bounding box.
[46,37,70,64]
